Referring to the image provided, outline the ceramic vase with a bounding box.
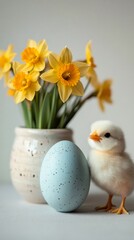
[10,127,73,203]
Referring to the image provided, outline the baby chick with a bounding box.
[88,120,134,214]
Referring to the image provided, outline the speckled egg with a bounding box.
[40,140,90,212]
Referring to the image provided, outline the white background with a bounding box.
[0,0,134,183]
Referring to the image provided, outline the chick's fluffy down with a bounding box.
[89,150,134,197]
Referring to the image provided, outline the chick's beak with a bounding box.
[89,131,102,142]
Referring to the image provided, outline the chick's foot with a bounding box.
[109,197,129,214]
[96,194,115,212]
[109,207,129,214]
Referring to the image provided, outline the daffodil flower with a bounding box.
[8,62,41,103]
[1,39,113,128]
[21,40,49,72]
[41,47,89,102]
[85,42,112,110]
[97,79,112,111]
[0,45,16,80]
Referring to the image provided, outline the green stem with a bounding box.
[21,101,29,127]
[48,85,57,128]
[34,92,39,127]
[38,91,48,129]
[84,80,90,92]
[27,103,32,128]
[78,90,98,108]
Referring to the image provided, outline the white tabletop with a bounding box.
[0,183,134,240]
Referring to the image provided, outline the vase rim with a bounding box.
[15,127,73,135]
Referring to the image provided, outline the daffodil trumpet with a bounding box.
[0,39,113,129]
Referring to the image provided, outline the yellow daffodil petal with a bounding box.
[74,62,89,77]
[52,53,59,61]
[98,99,105,111]
[25,82,40,101]
[14,91,25,104]
[97,79,112,111]
[6,45,16,59]
[19,64,29,72]
[13,62,28,74]
[6,76,13,88]
[27,39,37,48]
[29,71,39,81]
[48,53,59,69]
[60,47,72,64]
[85,41,96,67]
[41,69,59,83]
[97,80,112,99]
[12,62,20,74]
[86,41,92,64]
[34,59,45,72]
[7,44,13,52]
[25,90,35,101]
[12,62,19,74]
[58,81,72,102]
[37,40,48,54]
[72,81,84,96]
[3,63,11,72]
[4,72,10,84]
[34,81,41,91]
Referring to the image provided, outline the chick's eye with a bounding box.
[104,132,111,138]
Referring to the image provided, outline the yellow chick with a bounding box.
[88,120,134,214]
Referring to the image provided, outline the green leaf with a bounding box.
[38,91,51,129]
[58,103,67,128]
[21,101,32,128]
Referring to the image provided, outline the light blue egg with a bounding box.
[40,140,90,212]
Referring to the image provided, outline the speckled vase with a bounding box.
[10,127,73,204]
